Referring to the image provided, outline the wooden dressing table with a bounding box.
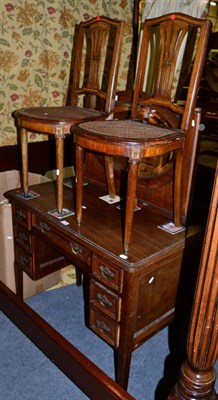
[6,180,204,389]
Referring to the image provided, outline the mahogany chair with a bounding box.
[73,13,211,255]
[15,16,124,215]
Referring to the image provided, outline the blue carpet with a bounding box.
[0,284,217,399]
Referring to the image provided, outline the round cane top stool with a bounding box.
[73,119,185,255]
[16,106,107,215]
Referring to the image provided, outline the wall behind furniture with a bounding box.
[0,0,133,147]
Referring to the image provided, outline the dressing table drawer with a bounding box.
[14,224,31,252]
[90,281,121,321]
[90,308,120,348]
[14,243,32,275]
[92,255,123,293]
[34,217,90,264]
[13,204,31,229]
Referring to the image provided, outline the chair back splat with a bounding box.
[15,16,124,215]
[73,13,211,255]
[70,17,123,114]
[132,13,210,131]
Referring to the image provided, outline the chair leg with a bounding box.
[55,136,64,215]
[104,155,116,199]
[20,128,29,196]
[174,148,183,227]
[123,161,139,255]
[75,144,85,224]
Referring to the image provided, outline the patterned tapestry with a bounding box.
[0,0,133,146]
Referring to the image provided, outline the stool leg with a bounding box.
[124,161,139,255]
[55,136,64,215]
[104,155,116,199]
[174,148,183,227]
[75,144,84,224]
[20,128,28,196]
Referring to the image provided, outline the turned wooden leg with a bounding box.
[174,148,183,227]
[124,161,139,255]
[104,155,116,199]
[168,167,218,400]
[55,136,64,215]
[20,128,28,196]
[168,361,217,400]
[75,144,85,224]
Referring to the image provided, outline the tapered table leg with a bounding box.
[116,346,133,390]
[14,262,24,300]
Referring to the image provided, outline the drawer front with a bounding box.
[15,244,32,275]
[34,217,90,264]
[14,224,31,252]
[90,308,120,348]
[92,254,123,293]
[90,281,121,321]
[13,204,31,229]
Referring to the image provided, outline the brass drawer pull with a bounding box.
[39,222,50,234]
[18,232,28,243]
[99,265,115,280]
[97,292,112,308]
[70,242,81,255]
[16,209,26,222]
[96,319,111,333]
[18,254,29,267]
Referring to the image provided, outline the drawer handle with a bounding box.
[16,209,26,222]
[99,265,115,280]
[70,242,81,255]
[18,255,29,267]
[39,222,49,234]
[96,319,111,333]
[97,293,112,308]
[18,232,28,243]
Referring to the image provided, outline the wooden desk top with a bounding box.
[6,180,201,270]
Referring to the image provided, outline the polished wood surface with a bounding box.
[6,180,204,389]
[15,17,124,214]
[168,165,218,400]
